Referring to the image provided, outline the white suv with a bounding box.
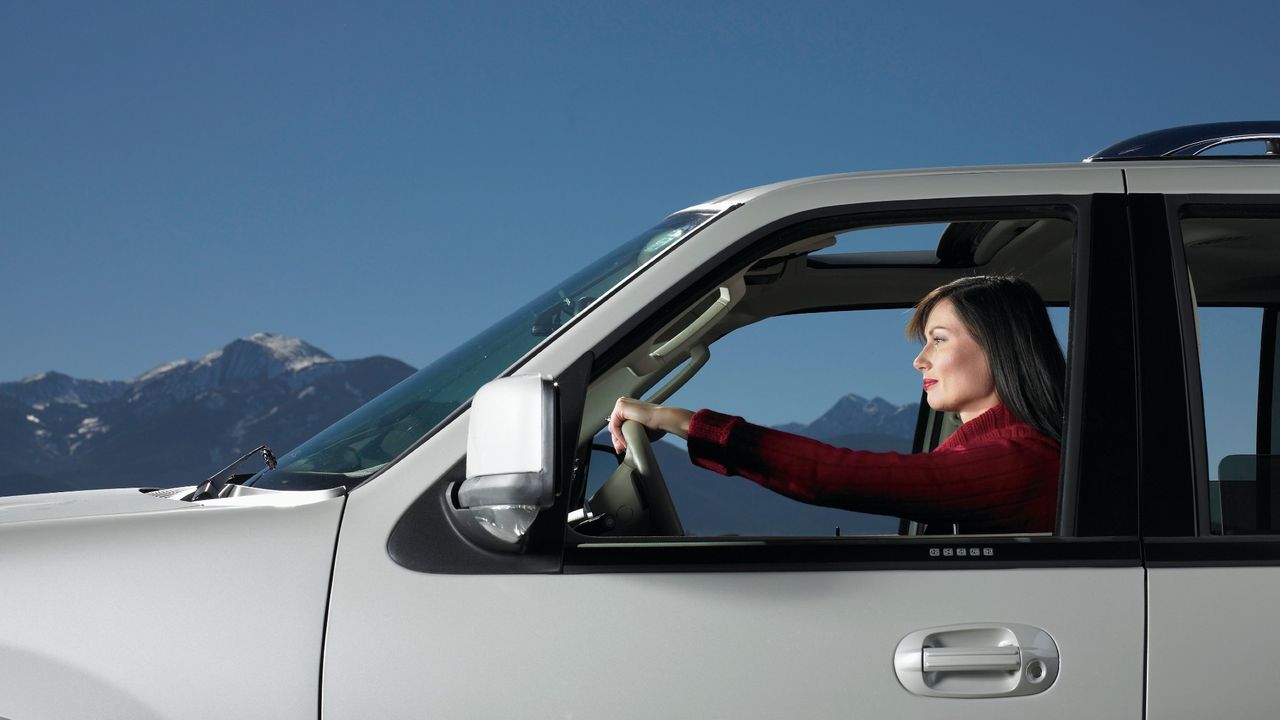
[3,122,1279,719]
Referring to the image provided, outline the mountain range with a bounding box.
[0,334,920,537]
[0,334,415,495]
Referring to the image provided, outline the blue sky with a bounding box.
[3,1,1278,440]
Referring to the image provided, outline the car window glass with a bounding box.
[1182,212,1280,534]
[1199,308,1263,482]
[578,212,1073,539]
[813,222,951,255]
[603,309,918,537]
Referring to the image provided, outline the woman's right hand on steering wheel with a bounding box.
[607,397,694,455]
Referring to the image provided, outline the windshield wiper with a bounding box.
[190,445,278,501]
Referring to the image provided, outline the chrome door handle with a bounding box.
[894,623,1059,698]
[922,645,1021,673]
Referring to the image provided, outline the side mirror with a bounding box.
[454,374,555,552]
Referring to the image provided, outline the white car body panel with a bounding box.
[327,542,1142,717]
[1147,567,1280,718]
[1124,162,1280,194]
[0,488,343,719]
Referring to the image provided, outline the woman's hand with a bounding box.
[607,397,694,455]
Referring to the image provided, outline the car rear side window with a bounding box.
[1181,210,1280,534]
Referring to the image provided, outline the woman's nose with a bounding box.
[913,347,929,370]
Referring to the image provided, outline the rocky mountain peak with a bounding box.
[802,393,917,440]
[124,333,336,400]
[197,333,334,382]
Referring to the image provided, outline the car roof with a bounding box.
[680,159,1280,215]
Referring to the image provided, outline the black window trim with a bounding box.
[1261,307,1277,457]
[563,536,1139,572]
[1063,193,1140,538]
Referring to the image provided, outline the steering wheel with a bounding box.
[619,420,685,536]
[585,420,684,536]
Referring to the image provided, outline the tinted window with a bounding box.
[1182,212,1280,534]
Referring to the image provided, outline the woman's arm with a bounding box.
[606,397,693,454]
[687,410,1059,533]
[606,402,1058,532]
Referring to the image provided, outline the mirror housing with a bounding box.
[455,374,556,552]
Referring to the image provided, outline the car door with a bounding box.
[321,168,1145,718]
[1126,166,1280,718]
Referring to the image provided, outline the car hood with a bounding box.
[0,485,340,528]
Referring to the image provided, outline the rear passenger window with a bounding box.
[1182,211,1280,534]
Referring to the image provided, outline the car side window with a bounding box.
[575,212,1075,540]
[1182,210,1280,534]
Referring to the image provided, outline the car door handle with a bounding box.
[922,645,1021,673]
[894,623,1059,698]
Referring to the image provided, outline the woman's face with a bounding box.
[912,298,1000,422]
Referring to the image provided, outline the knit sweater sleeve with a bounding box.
[686,408,1059,533]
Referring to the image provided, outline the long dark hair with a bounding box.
[906,275,1066,443]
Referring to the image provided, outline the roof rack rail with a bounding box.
[1085,121,1280,162]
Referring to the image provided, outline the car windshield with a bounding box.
[246,210,718,491]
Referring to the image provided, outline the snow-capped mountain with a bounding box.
[0,334,415,495]
[0,371,129,407]
[117,333,345,405]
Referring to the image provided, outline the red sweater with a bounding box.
[686,403,1059,533]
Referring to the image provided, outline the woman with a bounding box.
[607,275,1065,534]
